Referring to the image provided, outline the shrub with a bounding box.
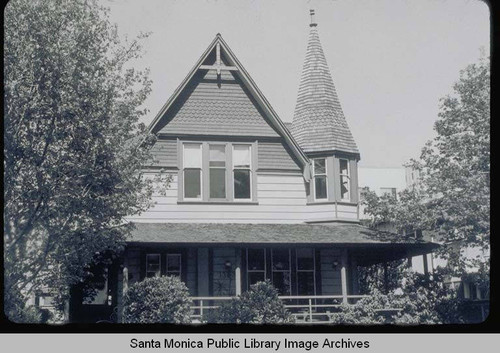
[207,280,294,324]
[123,276,192,323]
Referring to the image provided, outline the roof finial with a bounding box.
[310,9,317,27]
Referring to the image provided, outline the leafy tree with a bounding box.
[4,0,165,321]
[363,54,490,275]
[123,276,192,324]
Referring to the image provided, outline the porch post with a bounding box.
[118,254,128,323]
[340,248,348,304]
[235,250,242,296]
[197,248,210,296]
[423,254,429,276]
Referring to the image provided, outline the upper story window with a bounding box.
[183,143,202,200]
[209,145,226,199]
[339,159,350,201]
[313,158,327,200]
[181,142,254,202]
[233,145,251,200]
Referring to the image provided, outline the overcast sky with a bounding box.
[102,0,489,168]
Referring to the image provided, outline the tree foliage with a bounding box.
[4,0,162,321]
[123,276,192,324]
[363,54,490,274]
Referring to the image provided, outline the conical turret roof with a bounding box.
[291,20,359,156]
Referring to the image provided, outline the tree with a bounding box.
[4,0,164,321]
[363,54,490,275]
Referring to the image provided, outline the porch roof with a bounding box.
[128,222,437,254]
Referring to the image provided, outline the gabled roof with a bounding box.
[291,22,359,156]
[148,34,311,179]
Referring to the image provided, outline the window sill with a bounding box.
[306,201,358,206]
[177,201,259,205]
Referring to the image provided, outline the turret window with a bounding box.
[313,158,328,200]
[339,159,350,201]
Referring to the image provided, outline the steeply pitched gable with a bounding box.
[291,22,359,156]
[148,34,311,178]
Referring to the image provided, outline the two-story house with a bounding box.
[69,13,437,323]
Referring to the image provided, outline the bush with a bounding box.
[123,276,192,323]
[207,280,294,324]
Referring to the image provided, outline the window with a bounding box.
[380,187,397,199]
[233,145,251,200]
[339,159,350,201]
[271,249,291,295]
[183,144,202,199]
[246,248,266,287]
[313,159,328,200]
[146,254,161,278]
[296,248,316,296]
[209,145,226,199]
[166,254,181,277]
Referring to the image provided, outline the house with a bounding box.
[69,12,437,323]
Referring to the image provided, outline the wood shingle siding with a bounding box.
[257,141,301,171]
[147,139,177,168]
[155,70,280,138]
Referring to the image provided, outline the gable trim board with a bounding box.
[147,34,311,181]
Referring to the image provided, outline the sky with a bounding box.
[102,0,489,168]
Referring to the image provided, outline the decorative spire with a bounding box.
[291,11,359,155]
[310,9,317,27]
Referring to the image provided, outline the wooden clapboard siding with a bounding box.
[155,70,280,137]
[320,249,342,295]
[258,141,301,171]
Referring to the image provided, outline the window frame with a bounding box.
[166,253,182,277]
[295,248,317,296]
[246,248,267,289]
[208,144,227,200]
[182,143,203,201]
[145,253,161,278]
[232,144,253,202]
[312,158,328,201]
[339,158,351,201]
[271,248,292,296]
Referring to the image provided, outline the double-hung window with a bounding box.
[246,248,266,288]
[183,143,202,200]
[209,145,226,199]
[146,254,161,278]
[296,248,316,295]
[339,159,350,201]
[313,158,328,200]
[233,145,252,200]
[166,254,181,277]
[271,249,291,295]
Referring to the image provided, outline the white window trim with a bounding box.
[339,158,350,201]
[166,253,182,277]
[232,144,253,202]
[271,249,292,296]
[295,248,317,296]
[313,158,328,201]
[146,253,161,278]
[183,143,203,201]
[246,248,266,289]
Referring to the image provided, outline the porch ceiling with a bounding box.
[127,222,438,255]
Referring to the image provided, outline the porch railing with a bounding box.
[190,295,373,324]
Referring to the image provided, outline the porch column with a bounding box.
[197,248,210,296]
[119,255,129,323]
[340,248,348,304]
[235,250,242,296]
[423,254,429,276]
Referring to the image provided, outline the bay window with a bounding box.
[313,158,328,200]
[183,143,202,200]
[339,159,350,201]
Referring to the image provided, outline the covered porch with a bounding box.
[113,223,437,323]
